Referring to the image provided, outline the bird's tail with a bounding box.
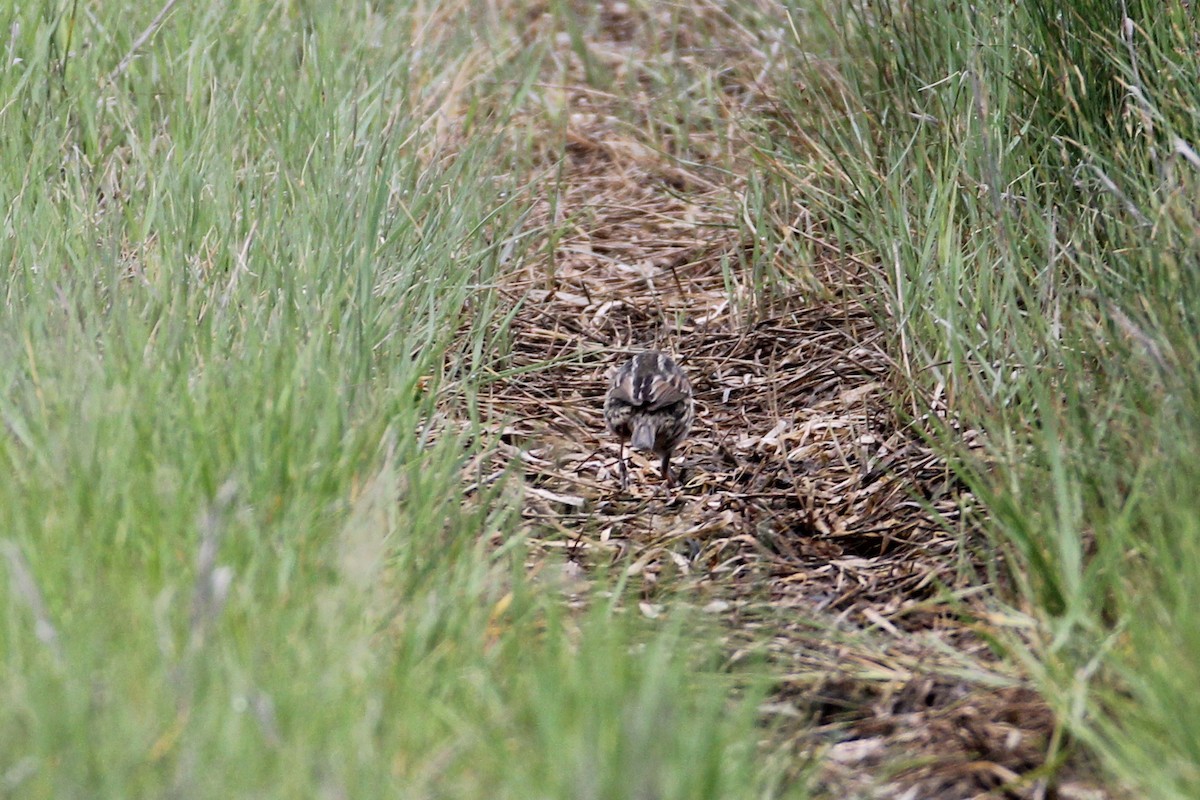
[630,420,656,451]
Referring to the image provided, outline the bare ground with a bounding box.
[464,3,1113,798]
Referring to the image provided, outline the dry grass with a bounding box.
[455,2,1114,797]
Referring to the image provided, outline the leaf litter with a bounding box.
[455,2,1116,798]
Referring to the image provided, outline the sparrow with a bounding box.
[604,351,694,488]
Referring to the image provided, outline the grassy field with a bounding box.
[2,0,1198,797]
[1,2,798,798]
[766,0,1200,796]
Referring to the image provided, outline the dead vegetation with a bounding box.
[461,2,1113,797]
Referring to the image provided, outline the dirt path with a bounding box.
[469,4,1109,797]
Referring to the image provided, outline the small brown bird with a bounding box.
[604,351,694,488]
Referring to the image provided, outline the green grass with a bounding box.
[0,2,799,798]
[16,0,1199,795]
[764,0,1200,795]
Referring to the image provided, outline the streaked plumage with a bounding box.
[604,351,694,488]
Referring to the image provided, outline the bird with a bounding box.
[604,350,694,489]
